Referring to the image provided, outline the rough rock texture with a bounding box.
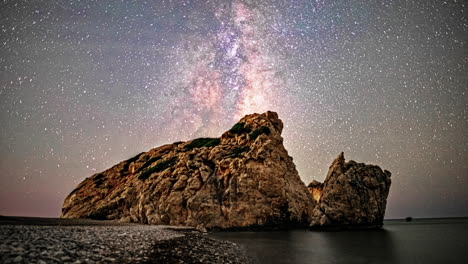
[307,180,323,202]
[310,152,391,228]
[62,111,315,230]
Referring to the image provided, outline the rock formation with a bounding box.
[309,152,392,229]
[62,111,392,230]
[61,111,316,230]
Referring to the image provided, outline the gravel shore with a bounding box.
[144,233,249,264]
[0,216,249,264]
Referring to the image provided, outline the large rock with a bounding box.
[61,111,316,230]
[310,152,391,229]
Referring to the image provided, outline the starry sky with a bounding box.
[0,0,467,219]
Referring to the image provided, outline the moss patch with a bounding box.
[229,122,251,134]
[185,138,220,150]
[249,126,271,140]
[137,156,162,173]
[138,156,178,181]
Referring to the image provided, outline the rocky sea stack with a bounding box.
[309,152,392,229]
[62,111,391,230]
[62,111,316,230]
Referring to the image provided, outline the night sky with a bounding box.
[1,0,467,219]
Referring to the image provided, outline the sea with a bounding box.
[209,218,468,264]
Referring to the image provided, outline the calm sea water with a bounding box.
[210,218,468,264]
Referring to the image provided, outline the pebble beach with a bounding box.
[0,216,249,264]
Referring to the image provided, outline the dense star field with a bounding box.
[0,0,467,219]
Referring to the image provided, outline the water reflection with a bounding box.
[210,229,397,264]
[312,229,397,264]
[210,220,468,264]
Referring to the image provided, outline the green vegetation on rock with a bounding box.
[137,156,162,173]
[185,138,220,150]
[250,126,271,140]
[138,156,178,181]
[229,122,251,134]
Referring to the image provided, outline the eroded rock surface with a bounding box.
[310,152,391,229]
[62,111,315,230]
[307,180,323,203]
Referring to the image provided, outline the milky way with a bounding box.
[0,0,467,218]
[161,1,289,138]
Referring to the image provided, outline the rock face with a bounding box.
[62,112,392,230]
[62,111,316,230]
[307,180,323,203]
[310,152,391,229]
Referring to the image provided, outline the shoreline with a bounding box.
[0,216,249,264]
[2,216,468,263]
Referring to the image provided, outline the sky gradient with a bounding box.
[1,0,467,219]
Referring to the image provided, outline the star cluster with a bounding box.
[0,0,467,218]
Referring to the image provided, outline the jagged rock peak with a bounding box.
[325,152,345,181]
[310,152,392,229]
[61,111,316,230]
